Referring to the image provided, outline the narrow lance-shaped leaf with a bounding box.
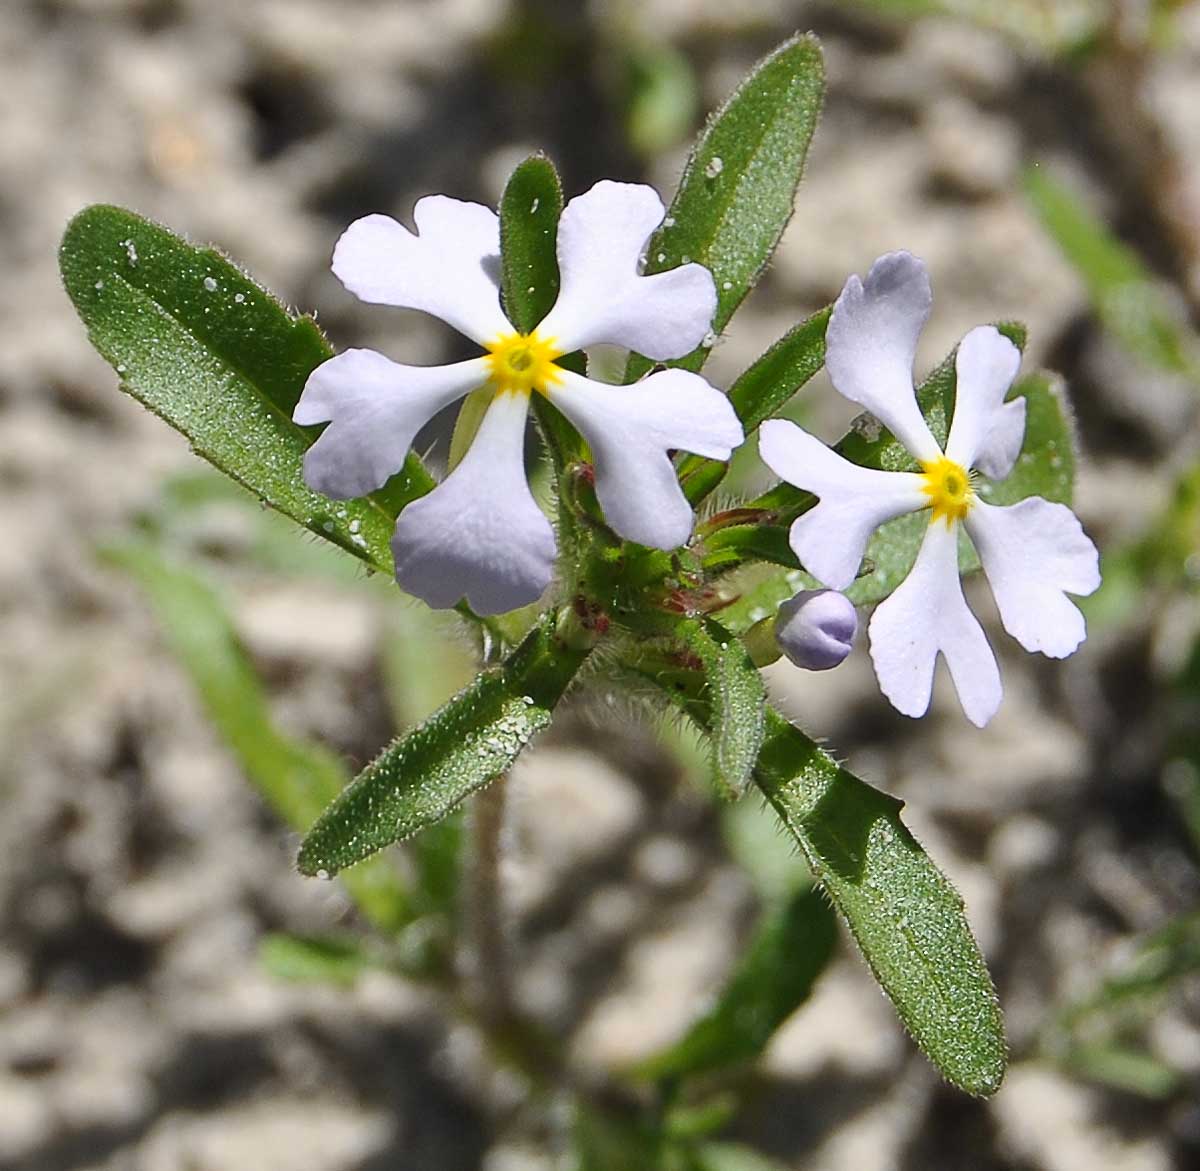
[625,34,825,380]
[104,541,412,931]
[679,305,831,504]
[628,658,1006,1096]
[299,612,590,876]
[676,617,766,801]
[498,154,588,471]
[635,884,836,1082]
[60,205,434,575]
[754,708,1006,1094]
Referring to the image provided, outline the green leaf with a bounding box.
[625,34,825,379]
[499,154,564,334]
[680,307,831,504]
[677,618,767,801]
[628,658,1006,1096]
[60,205,434,576]
[104,541,411,930]
[754,709,1006,1094]
[298,612,590,876]
[636,885,836,1082]
[259,932,371,985]
[1024,166,1200,381]
[498,154,589,487]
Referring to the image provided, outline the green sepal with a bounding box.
[625,34,825,380]
[60,205,433,576]
[298,611,590,876]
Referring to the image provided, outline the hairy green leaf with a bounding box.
[636,885,836,1081]
[105,542,411,930]
[498,154,587,473]
[626,34,824,379]
[298,613,589,876]
[1025,166,1200,381]
[61,205,434,575]
[630,660,1006,1095]
[680,306,831,503]
[755,709,1006,1094]
[677,618,766,800]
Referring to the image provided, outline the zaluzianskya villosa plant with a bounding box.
[60,32,1099,1109]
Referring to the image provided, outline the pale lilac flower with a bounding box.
[760,252,1100,727]
[294,181,742,614]
[775,589,858,671]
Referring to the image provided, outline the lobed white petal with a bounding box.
[759,420,926,590]
[973,397,1027,481]
[547,368,742,550]
[390,392,555,614]
[825,251,941,464]
[944,326,1023,472]
[296,350,487,499]
[331,197,511,345]
[966,497,1100,658]
[869,519,1002,727]
[537,181,716,359]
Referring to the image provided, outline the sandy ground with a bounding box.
[2,1,1200,1169]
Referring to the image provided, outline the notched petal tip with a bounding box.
[824,250,939,463]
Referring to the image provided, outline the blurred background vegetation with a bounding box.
[2,1,1200,1168]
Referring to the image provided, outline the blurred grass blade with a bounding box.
[1024,166,1200,380]
[630,659,1006,1096]
[679,306,831,504]
[636,885,836,1082]
[693,1143,794,1171]
[620,40,700,158]
[678,617,767,800]
[105,541,411,930]
[61,205,434,576]
[625,34,824,380]
[298,612,590,876]
[1057,1044,1181,1100]
[259,932,372,986]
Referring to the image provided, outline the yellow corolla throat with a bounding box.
[483,331,565,397]
[920,455,975,527]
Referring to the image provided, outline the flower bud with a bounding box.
[774,589,857,671]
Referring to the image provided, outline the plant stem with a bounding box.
[465,774,516,1028]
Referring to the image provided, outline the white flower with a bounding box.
[759,252,1100,727]
[294,181,743,615]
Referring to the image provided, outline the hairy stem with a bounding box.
[464,775,516,1027]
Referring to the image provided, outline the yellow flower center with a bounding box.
[484,330,564,396]
[920,456,975,526]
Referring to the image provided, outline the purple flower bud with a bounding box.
[775,589,858,671]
